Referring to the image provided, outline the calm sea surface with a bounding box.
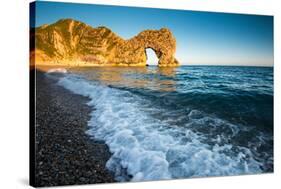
[49,65,273,181]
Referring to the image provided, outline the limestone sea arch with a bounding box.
[31,19,180,67]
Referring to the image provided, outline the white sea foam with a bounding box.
[58,74,262,181]
[47,68,68,74]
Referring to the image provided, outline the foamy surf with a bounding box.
[57,73,264,181]
[46,68,68,74]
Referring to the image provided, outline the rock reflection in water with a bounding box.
[70,66,177,92]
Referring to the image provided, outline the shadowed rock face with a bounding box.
[31,19,179,67]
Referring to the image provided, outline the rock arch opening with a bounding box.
[145,48,159,66]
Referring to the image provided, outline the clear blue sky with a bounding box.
[32,1,273,66]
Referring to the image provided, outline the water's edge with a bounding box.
[44,66,273,182]
[56,69,272,181]
[35,70,115,186]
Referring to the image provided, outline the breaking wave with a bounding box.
[57,72,269,181]
[46,68,68,74]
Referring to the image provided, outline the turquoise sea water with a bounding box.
[50,65,273,181]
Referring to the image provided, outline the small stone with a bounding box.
[79,177,86,182]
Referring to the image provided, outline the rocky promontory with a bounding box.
[30,19,179,67]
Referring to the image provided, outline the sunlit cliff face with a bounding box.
[31,19,180,67]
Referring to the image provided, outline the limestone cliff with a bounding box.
[30,19,179,67]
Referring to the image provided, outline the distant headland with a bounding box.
[30,19,179,67]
